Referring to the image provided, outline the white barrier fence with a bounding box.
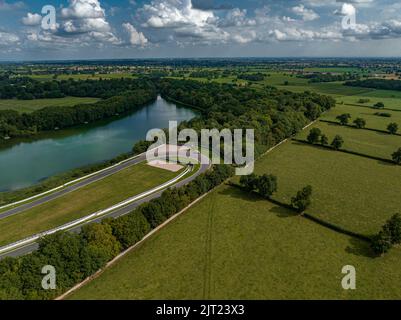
[0,145,163,212]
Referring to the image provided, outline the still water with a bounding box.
[0,96,197,191]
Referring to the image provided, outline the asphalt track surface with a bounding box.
[0,150,210,259]
[0,153,149,220]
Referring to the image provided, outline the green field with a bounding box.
[321,104,401,131]
[69,185,401,300]
[0,162,182,246]
[340,93,401,111]
[0,97,100,113]
[298,121,401,160]
[252,140,401,235]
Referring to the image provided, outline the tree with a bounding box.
[291,185,313,213]
[371,229,393,255]
[392,148,401,164]
[240,173,259,192]
[307,128,322,144]
[336,113,351,125]
[374,102,385,109]
[81,223,121,262]
[331,135,344,150]
[256,174,278,198]
[385,213,401,245]
[353,118,366,129]
[387,122,398,135]
[320,134,329,146]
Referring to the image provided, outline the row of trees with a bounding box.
[345,79,401,92]
[0,77,153,100]
[0,164,234,300]
[307,128,344,150]
[239,174,313,213]
[336,113,399,134]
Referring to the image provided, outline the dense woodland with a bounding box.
[345,79,401,91]
[0,76,149,100]
[158,79,335,157]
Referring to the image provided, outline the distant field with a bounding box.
[29,73,135,81]
[251,140,401,235]
[298,121,401,160]
[69,185,401,300]
[340,93,401,110]
[0,97,100,113]
[321,104,401,131]
[0,162,181,246]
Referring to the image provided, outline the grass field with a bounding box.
[321,104,401,131]
[0,97,100,113]
[298,121,401,160]
[69,185,401,300]
[251,140,401,235]
[0,162,181,246]
[340,94,401,111]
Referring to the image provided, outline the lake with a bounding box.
[0,96,197,192]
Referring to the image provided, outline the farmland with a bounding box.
[69,185,401,300]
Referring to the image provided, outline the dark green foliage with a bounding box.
[107,212,150,250]
[240,173,259,192]
[307,128,322,144]
[353,118,366,129]
[346,79,401,92]
[387,122,398,134]
[385,214,401,245]
[392,148,401,164]
[320,134,329,146]
[374,112,391,118]
[331,135,344,150]
[336,113,351,125]
[257,174,278,198]
[374,102,385,109]
[371,213,401,255]
[371,230,393,255]
[291,185,313,213]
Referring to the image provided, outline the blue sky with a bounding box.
[1,0,401,60]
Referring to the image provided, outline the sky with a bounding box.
[1,0,401,60]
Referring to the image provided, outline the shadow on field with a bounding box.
[345,237,376,258]
[377,160,394,166]
[219,186,297,218]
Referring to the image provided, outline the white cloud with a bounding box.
[61,0,105,19]
[334,3,356,16]
[123,22,148,46]
[0,31,20,47]
[21,13,42,26]
[0,0,25,11]
[292,4,319,21]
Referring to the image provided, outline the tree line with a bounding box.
[0,77,154,100]
[0,88,157,139]
[345,79,401,91]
